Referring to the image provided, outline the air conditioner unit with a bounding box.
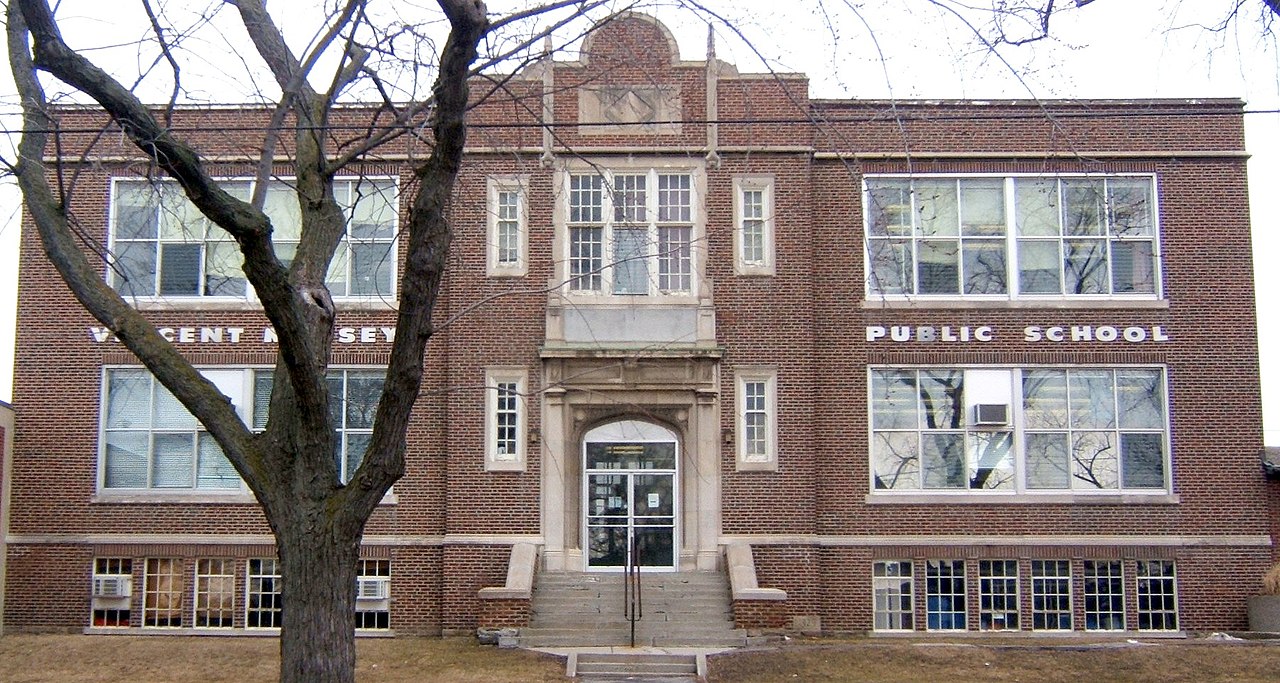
[92,575,132,599]
[973,403,1010,426]
[356,578,389,601]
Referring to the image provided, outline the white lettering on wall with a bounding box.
[868,324,1172,344]
[88,325,395,345]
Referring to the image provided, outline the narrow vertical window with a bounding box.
[246,558,282,629]
[735,177,775,275]
[872,561,914,631]
[1136,560,1178,631]
[1083,559,1125,631]
[978,560,1019,631]
[736,368,777,471]
[1030,559,1073,630]
[194,559,236,628]
[142,558,184,627]
[487,177,528,277]
[486,368,529,471]
[925,559,967,631]
[355,559,391,630]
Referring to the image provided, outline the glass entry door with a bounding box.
[583,422,678,571]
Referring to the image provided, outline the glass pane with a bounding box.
[1062,179,1104,236]
[866,180,912,237]
[326,243,350,297]
[586,442,675,470]
[587,525,627,567]
[968,431,1013,489]
[204,242,246,296]
[868,239,911,295]
[264,184,302,242]
[962,240,1007,294]
[196,433,240,489]
[657,174,691,222]
[104,432,149,487]
[326,375,345,427]
[1071,431,1118,489]
[918,240,959,294]
[114,183,159,239]
[570,175,604,223]
[915,180,958,237]
[1111,241,1156,294]
[1064,239,1107,294]
[349,179,397,239]
[1069,370,1115,429]
[1107,178,1153,237]
[152,433,195,487]
[1117,370,1164,429]
[612,227,649,295]
[587,474,629,516]
[922,433,965,489]
[960,179,1005,236]
[1025,432,1071,489]
[344,432,370,482]
[152,384,197,429]
[344,374,384,429]
[107,370,152,428]
[1023,370,1068,429]
[871,370,917,429]
[1017,240,1061,294]
[612,174,647,223]
[350,242,394,296]
[1015,178,1059,237]
[253,371,273,430]
[919,370,963,429]
[159,243,201,295]
[872,432,919,490]
[157,186,205,241]
[1121,433,1165,488]
[633,474,674,517]
[634,526,674,567]
[111,241,158,297]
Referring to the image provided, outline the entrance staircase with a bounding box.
[514,571,747,648]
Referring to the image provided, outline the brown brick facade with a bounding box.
[2,13,1270,637]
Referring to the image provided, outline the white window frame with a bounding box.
[91,558,133,628]
[108,176,399,307]
[1030,559,1073,631]
[487,176,529,277]
[863,173,1162,302]
[925,559,967,631]
[734,176,775,276]
[193,558,236,628]
[735,367,778,472]
[246,558,282,630]
[355,558,392,631]
[867,365,1173,500]
[1135,560,1179,631]
[1083,559,1126,631]
[557,162,706,301]
[977,559,1019,631]
[872,560,914,632]
[141,557,185,628]
[485,367,528,472]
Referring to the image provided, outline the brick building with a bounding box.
[1,13,1271,637]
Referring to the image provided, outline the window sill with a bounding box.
[865,492,1180,505]
[123,297,398,312]
[862,298,1169,310]
[92,491,399,505]
[84,627,395,637]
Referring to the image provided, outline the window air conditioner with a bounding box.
[973,404,1010,426]
[92,576,132,599]
[356,578,389,601]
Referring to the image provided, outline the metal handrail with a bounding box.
[623,535,643,647]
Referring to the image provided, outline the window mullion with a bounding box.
[1006,178,1020,298]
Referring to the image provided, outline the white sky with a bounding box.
[0,0,1277,442]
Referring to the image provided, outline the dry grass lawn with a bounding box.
[4,634,1280,682]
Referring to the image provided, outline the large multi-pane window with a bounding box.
[872,561,914,631]
[194,559,236,628]
[485,368,527,471]
[246,558,283,629]
[566,170,695,296]
[1136,560,1178,631]
[865,175,1158,298]
[142,558,184,627]
[735,177,774,275]
[978,560,1019,631]
[1083,560,1126,631]
[870,366,1169,494]
[110,177,397,300]
[925,560,967,631]
[736,368,777,471]
[101,369,243,491]
[1031,560,1073,630]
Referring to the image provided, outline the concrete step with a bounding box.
[520,630,749,649]
[572,653,699,679]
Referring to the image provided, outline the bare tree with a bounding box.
[2,0,619,680]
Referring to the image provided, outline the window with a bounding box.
[91,558,132,627]
[1136,560,1178,631]
[246,558,282,629]
[925,560,967,631]
[101,368,253,491]
[142,558,184,627]
[355,559,391,630]
[865,175,1158,299]
[487,177,528,276]
[872,561,914,631]
[327,369,385,483]
[978,560,1019,631]
[193,559,236,628]
[110,177,397,300]
[485,368,528,472]
[1083,559,1125,631]
[565,170,697,296]
[735,177,775,275]
[736,368,777,471]
[1030,560,1073,630]
[870,366,1169,495]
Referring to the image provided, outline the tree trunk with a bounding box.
[277,524,362,683]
